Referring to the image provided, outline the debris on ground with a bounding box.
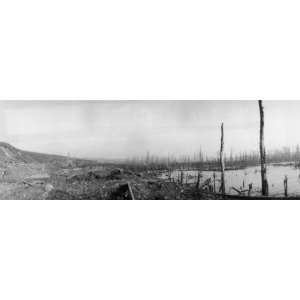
[0,142,218,199]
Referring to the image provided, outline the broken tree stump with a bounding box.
[248,183,253,196]
[213,172,216,193]
[180,170,184,185]
[284,175,288,197]
[196,170,201,188]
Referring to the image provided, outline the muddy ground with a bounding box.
[0,161,218,200]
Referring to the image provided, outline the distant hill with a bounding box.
[0,142,95,166]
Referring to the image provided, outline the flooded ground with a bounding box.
[162,163,300,197]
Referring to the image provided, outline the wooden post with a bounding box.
[220,123,225,195]
[213,172,216,193]
[180,170,184,185]
[196,170,201,188]
[284,175,288,197]
[258,100,268,196]
[248,183,253,196]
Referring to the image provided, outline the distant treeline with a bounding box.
[118,146,300,172]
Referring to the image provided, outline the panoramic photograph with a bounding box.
[0,100,298,200]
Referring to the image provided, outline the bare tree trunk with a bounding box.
[180,170,184,185]
[259,100,268,196]
[220,123,225,195]
[213,172,216,193]
[196,170,201,188]
[248,183,253,196]
[284,175,288,197]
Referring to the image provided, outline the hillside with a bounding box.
[0,142,94,166]
[0,142,209,200]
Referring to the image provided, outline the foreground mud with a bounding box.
[0,162,218,200]
[0,142,219,199]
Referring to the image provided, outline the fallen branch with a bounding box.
[22,181,33,187]
[127,182,135,200]
[232,187,249,194]
[200,178,211,189]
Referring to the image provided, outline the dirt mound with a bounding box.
[66,168,126,183]
[46,189,77,200]
[67,171,103,182]
[105,168,124,180]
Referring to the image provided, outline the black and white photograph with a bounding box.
[0,100,299,200]
[2,0,300,299]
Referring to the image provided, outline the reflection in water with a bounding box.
[162,163,300,197]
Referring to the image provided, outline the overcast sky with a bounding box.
[0,100,299,159]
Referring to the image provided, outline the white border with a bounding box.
[1,0,300,299]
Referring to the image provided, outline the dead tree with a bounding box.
[213,172,216,193]
[284,175,288,197]
[248,183,253,196]
[220,123,225,195]
[196,171,201,188]
[258,100,269,196]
